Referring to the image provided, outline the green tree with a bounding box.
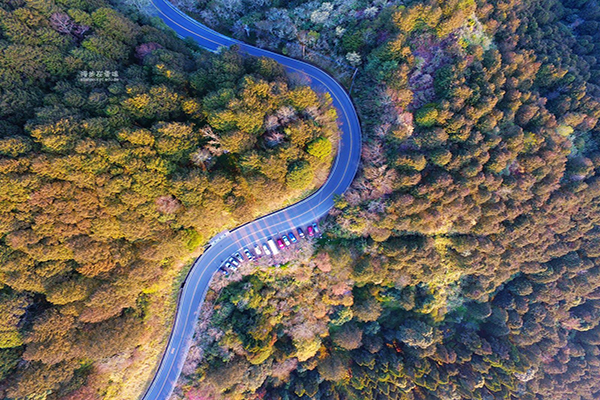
[286,161,314,190]
[415,104,439,127]
[307,136,332,160]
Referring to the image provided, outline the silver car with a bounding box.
[262,243,271,256]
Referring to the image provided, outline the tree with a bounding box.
[0,293,30,348]
[0,348,20,381]
[397,319,436,349]
[204,358,251,392]
[45,279,90,305]
[353,296,383,322]
[346,52,362,67]
[7,361,77,399]
[286,162,314,190]
[318,353,349,381]
[90,7,136,43]
[155,195,182,214]
[0,137,31,157]
[332,323,363,350]
[307,137,332,160]
[415,104,439,127]
[294,336,322,362]
[50,13,74,34]
[288,87,319,111]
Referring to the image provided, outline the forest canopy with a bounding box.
[0,0,338,398]
[176,0,600,399]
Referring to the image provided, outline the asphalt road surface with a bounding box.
[142,0,362,398]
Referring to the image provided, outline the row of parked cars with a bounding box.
[220,223,320,275]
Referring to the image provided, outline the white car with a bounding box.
[262,243,271,256]
[254,245,262,256]
[234,252,244,263]
[228,257,239,268]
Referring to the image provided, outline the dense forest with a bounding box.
[175,0,600,399]
[0,0,338,398]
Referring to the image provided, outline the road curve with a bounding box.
[142,1,362,399]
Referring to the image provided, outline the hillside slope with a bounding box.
[0,0,338,398]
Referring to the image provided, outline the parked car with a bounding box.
[312,223,320,235]
[307,225,314,237]
[297,228,305,239]
[289,232,297,243]
[277,239,285,249]
[234,252,244,263]
[244,248,253,260]
[228,257,239,268]
[262,243,272,256]
[282,235,291,247]
[267,238,279,255]
[221,262,232,275]
[254,245,262,256]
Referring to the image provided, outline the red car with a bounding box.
[307,226,314,237]
[277,239,285,249]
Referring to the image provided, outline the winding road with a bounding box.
[142,1,362,399]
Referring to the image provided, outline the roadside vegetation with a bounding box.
[174,0,600,399]
[0,0,338,398]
